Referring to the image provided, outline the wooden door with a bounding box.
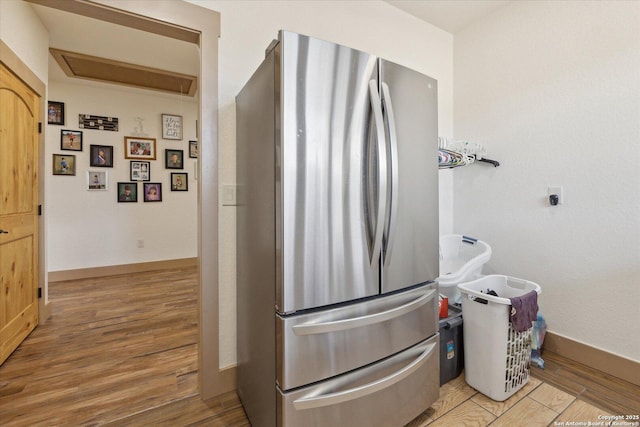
[0,62,40,365]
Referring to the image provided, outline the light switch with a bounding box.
[223,184,237,206]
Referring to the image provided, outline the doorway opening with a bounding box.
[22,0,229,399]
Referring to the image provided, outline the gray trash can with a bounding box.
[439,305,464,385]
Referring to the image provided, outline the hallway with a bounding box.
[0,267,242,425]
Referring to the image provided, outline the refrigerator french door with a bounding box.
[237,31,440,427]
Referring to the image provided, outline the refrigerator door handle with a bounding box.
[292,339,437,410]
[291,288,435,336]
[380,82,399,267]
[368,79,388,269]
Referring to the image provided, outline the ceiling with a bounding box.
[29,1,510,93]
[29,2,200,97]
[385,1,511,34]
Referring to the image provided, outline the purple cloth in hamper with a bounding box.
[509,290,538,332]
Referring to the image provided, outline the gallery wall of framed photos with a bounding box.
[45,80,199,272]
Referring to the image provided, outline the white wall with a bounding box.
[0,0,49,83]
[46,81,198,271]
[188,0,454,368]
[454,1,640,361]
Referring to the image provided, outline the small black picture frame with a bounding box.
[130,161,151,181]
[171,173,188,191]
[48,101,65,125]
[61,129,83,151]
[189,140,198,158]
[90,145,114,167]
[165,149,184,169]
[143,182,162,202]
[117,182,137,203]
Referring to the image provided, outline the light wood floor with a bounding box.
[1,267,637,426]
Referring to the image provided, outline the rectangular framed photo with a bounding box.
[117,182,138,203]
[48,101,65,125]
[171,172,188,191]
[53,154,76,175]
[61,129,83,151]
[79,114,118,131]
[90,144,114,167]
[124,136,156,160]
[162,113,183,140]
[87,170,108,190]
[143,182,162,202]
[189,140,198,158]
[165,149,184,169]
[130,161,150,181]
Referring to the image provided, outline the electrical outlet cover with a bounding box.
[548,186,563,204]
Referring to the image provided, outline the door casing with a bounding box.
[21,0,227,399]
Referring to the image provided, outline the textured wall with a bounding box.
[0,0,49,83]
[454,1,640,360]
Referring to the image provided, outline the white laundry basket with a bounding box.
[458,275,541,401]
[438,235,491,304]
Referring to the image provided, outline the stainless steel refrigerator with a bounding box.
[236,31,440,427]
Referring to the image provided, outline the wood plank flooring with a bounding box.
[530,351,640,416]
[1,267,637,426]
[0,267,209,426]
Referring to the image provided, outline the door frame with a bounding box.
[23,0,229,399]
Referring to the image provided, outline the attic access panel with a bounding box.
[49,48,197,97]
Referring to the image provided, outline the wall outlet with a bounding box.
[137,239,144,248]
[548,186,563,205]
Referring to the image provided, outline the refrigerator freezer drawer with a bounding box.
[277,282,438,390]
[277,334,439,427]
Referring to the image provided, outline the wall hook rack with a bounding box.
[438,137,500,169]
[477,157,500,167]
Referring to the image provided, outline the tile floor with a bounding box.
[406,373,617,427]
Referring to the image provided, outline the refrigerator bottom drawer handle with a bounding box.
[292,340,436,410]
[292,289,436,336]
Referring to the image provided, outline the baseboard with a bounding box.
[218,365,237,394]
[39,299,53,323]
[48,258,198,282]
[544,331,640,387]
